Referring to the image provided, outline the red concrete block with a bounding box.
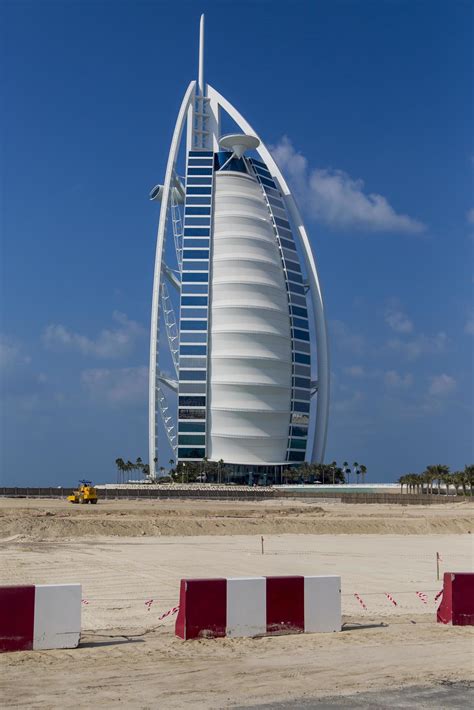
[437,572,474,626]
[266,576,304,634]
[175,578,227,639]
[0,585,35,652]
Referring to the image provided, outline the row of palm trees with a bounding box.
[398,464,474,496]
[340,461,368,484]
[115,457,148,483]
[115,457,177,483]
[114,456,369,485]
[281,461,368,485]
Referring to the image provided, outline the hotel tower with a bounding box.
[148,16,329,481]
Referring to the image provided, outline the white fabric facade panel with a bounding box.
[33,584,82,650]
[210,330,291,361]
[208,171,291,465]
[226,577,266,637]
[212,281,288,312]
[304,576,341,633]
[208,409,291,438]
[210,357,290,385]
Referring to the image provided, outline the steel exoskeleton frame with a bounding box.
[148,23,329,480]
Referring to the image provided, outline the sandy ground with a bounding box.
[0,498,473,708]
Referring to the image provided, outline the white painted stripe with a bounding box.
[226,577,266,638]
[33,584,81,650]
[304,576,341,633]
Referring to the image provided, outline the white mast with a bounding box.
[198,14,205,96]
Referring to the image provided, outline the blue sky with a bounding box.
[1,0,472,485]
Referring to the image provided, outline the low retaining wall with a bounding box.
[0,486,466,503]
[0,486,273,501]
[0,584,81,652]
[175,575,341,640]
[437,572,474,626]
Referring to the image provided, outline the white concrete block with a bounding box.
[304,576,341,633]
[33,584,81,650]
[226,577,266,638]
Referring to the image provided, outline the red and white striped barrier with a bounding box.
[354,593,368,610]
[159,605,179,621]
[384,593,398,607]
[0,584,81,653]
[175,575,341,640]
[416,592,428,605]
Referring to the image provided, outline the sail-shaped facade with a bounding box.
[148,16,329,481]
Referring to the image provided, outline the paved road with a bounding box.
[243,682,473,709]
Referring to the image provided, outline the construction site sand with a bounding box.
[0,498,473,707]
[0,496,472,538]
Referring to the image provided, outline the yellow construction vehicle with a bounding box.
[67,480,98,504]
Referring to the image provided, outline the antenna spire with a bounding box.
[198,14,205,96]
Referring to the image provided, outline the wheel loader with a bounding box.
[67,480,98,504]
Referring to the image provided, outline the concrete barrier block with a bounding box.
[266,576,305,634]
[0,585,35,652]
[438,572,474,626]
[304,576,341,632]
[175,578,227,639]
[33,584,81,650]
[227,577,266,638]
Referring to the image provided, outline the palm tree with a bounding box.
[359,464,367,484]
[353,462,360,484]
[423,467,436,495]
[218,458,224,484]
[424,464,449,495]
[452,471,464,496]
[397,475,406,494]
[115,457,125,484]
[441,471,453,497]
[464,465,474,496]
[201,456,209,483]
[330,461,337,484]
[410,474,420,494]
[414,473,423,494]
[341,461,348,484]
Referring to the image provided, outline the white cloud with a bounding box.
[42,312,145,359]
[271,136,426,234]
[428,374,457,396]
[384,370,413,388]
[0,335,31,370]
[466,208,474,225]
[465,313,474,335]
[384,307,413,334]
[386,331,448,360]
[81,366,148,404]
[0,337,20,369]
[343,365,365,377]
[330,320,366,355]
[333,390,365,413]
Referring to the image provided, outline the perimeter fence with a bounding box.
[0,486,466,504]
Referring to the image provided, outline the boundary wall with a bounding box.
[0,487,464,504]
